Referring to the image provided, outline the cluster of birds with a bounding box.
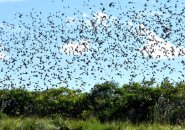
[0,0,185,90]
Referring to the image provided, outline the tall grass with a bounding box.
[0,116,57,130]
[0,116,184,130]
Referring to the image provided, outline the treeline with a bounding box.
[0,79,185,124]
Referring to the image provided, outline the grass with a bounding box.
[0,117,57,130]
[0,116,185,130]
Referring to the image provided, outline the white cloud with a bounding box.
[81,11,117,28]
[137,24,185,59]
[0,52,6,60]
[0,42,9,60]
[127,21,133,27]
[84,19,91,26]
[82,13,89,18]
[0,23,5,28]
[93,12,108,27]
[96,12,107,22]
[61,40,89,56]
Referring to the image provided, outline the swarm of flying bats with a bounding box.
[0,0,185,90]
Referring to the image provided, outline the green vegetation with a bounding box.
[0,116,184,130]
[1,79,185,129]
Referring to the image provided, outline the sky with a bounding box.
[0,0,185,91]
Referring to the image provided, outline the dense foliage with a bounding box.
[0,79,185,124]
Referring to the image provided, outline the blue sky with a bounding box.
[0,0,185,91]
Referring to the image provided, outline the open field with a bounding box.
[0,116,184,130]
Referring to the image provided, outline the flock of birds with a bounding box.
[0,0,185,90]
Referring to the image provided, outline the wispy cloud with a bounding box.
[61,40,89,56]
[0,23,5,28]
[80,11,108,27]
[82,13,89,18]
[0,52,6,60]
[137,24,185,59]
[96,12,107,22]
[0,43,8,60]
[66,11,117,28]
